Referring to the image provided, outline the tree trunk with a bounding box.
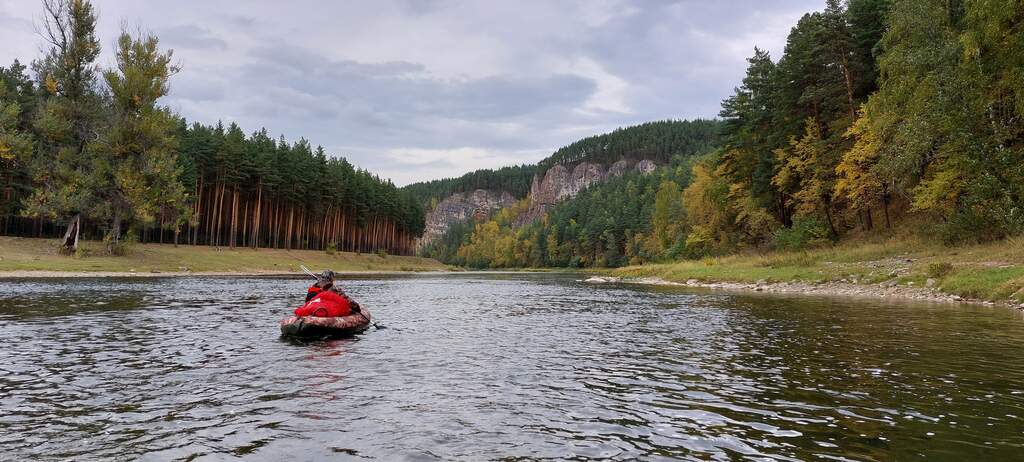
[59,213,81,255]
[840,52,857,121]
[108,211,123,253]
[883,194,892,229]
[192,175,203,245]
[253,186,262,248]
[229,187,238,248]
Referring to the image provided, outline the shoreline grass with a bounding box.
[0,237,448,275]
[611,236,1024,304]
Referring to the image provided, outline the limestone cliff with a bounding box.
[515,159,656,226]
[417,189,516,249]
[417,159,657,248]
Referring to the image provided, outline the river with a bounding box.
[1,273,1023,461]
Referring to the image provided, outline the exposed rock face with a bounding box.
[635,159,657,174]
[417,189,516,249]
[516,159,656,226]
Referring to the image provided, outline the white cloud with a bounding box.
[0,0,824,184]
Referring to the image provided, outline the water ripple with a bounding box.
[1,273,1023,460]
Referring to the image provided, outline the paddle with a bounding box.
[298,265,382,329]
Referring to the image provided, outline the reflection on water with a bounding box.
[1,273,1023,461]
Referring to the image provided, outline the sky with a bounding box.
[0,0,822,185]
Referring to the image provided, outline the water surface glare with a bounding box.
[1,273,1024,461]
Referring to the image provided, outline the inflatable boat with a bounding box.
[280,308,372,338]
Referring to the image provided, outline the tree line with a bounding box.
[536,119,722,173]
[0,0,424,255]
[423,0,1024,268]
[401,164,537,208]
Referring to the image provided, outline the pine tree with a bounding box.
[99,29,188,251]
[22,0,104,253]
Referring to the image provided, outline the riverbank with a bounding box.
[609,237,1024,308]
[0,237,448,277]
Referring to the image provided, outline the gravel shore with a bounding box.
[585,275,1024,309]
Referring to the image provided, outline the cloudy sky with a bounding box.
[0,0,821,185]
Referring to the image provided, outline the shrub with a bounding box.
[927,262,954,279]
[73,245,92,259]
[325,243,337,255]
[773,217,831,251]
[376,249,388,259]
[104,233,135,256]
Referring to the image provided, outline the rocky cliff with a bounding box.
[417,189,516,249]
[515,159,656,226]
[417,159,656,248]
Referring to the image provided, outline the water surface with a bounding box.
[1,273,1023,461]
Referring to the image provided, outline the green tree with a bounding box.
[23,0,103,253]
[0,79,34,218]
[99,29,188,250]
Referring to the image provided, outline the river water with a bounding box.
[1,273,1023,461]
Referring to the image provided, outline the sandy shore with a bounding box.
[585,275,1024,310]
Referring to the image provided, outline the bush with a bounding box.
[104,233,135,256]
[376,249,388,259]
[325,243,337,255]
[73,245,92,259]
[773,217,831,251]
[927,262,954,279]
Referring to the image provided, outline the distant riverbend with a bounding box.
[2,273,1023,460]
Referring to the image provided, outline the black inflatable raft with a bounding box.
[280,308,372,338]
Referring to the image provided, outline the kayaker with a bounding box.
[304,270,335,302]
[295,270,363,318]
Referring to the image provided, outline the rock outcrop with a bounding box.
[516,159,656,226]
[417,159,657,248]
[417,189,516,249]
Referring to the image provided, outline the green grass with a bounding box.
[0,236,448,274]
[612,236,1024,303]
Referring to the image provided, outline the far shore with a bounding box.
[0,236,449,276]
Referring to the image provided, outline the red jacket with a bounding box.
[295,290,353,318]
[305,285,323,302]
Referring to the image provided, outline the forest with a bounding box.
[401,164,537,208]
[0,0,424,256]
[421,0,1024,269]
[536,119,723,173]
[417,120,723,266]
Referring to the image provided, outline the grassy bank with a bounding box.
[612,237,1024,304]
[0,237,448,275]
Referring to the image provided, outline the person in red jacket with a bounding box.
[304,270,337,302]
[295,270,362,318]
[295,289,352,317]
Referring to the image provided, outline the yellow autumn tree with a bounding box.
[835,108,891,228]
[649,180,685,255]
[772,118,839,236]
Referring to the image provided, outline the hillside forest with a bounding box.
[414,0,1024,268]
[0,0,424,256]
